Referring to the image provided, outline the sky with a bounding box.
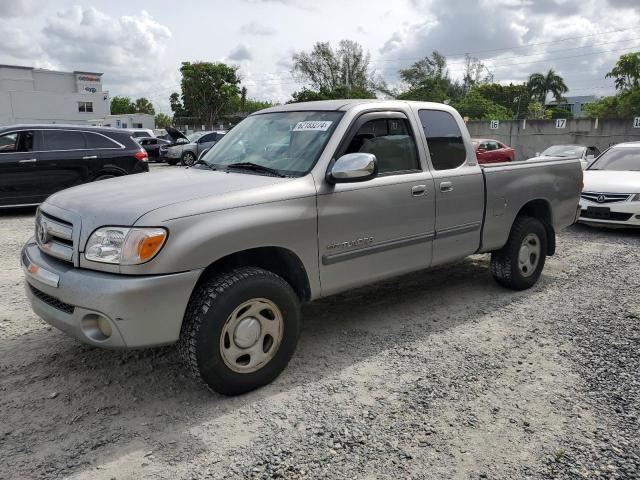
[1,0,639,115]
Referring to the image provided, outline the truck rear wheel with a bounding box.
[178,267,300,395]
[490,216,547,290]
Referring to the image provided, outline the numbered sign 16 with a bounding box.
[634,117,640,128]
[490,120,499,130]
[555,118,567,129]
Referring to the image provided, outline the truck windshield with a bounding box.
[589,147,640,171]
[201,111,343,176]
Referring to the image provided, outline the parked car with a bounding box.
[136,137,172,162]
[472,138,515,164]
[528,144,600,169]
[579,142,640,227]
[126,128,155,139]
[0,124,148,208]
[21,100,582,395]
[164,127,226,166]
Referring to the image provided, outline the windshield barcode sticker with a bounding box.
[293,121,333,132]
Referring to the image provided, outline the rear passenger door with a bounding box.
[317,111,436,295]
[415,109,485,265]
[38,129,92,195]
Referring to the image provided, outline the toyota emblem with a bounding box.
[36,218,49,244]
[596,195,606,203]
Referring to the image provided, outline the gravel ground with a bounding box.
[1,181,639,479]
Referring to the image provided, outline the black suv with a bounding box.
[0,125,149,208]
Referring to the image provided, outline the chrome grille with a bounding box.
[581,192,631,204]
[36,211,74,264]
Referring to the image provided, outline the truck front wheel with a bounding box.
[178,267,300,395]
[490,216,547,290]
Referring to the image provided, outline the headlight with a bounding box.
[631,194,640,202]
[85,227,167,265]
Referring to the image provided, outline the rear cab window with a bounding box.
[418,110,467,170]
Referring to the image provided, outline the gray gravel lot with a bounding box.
[1,169,638,479]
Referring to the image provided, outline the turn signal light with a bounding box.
[137,231,167,262]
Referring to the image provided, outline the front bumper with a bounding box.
[578,199,640,227]
[22,240,202,348]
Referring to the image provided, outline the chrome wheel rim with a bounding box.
[184,153,195,165]
[220,298,283,373]
[518,233,541,277]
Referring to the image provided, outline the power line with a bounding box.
[377,25,640,62]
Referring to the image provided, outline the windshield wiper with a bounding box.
[226,162,287,178]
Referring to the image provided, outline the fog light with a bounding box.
[97,316,112,338]
[81,314,112,341]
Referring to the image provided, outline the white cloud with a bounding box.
[239,21,276,36]
[228,44,253,61]
[0,0,37,18]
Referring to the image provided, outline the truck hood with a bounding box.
[583,170,640,193]
[45,168,291,226]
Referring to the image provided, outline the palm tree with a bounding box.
[527,69,569,105]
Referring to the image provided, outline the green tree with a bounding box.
[606,52,640,92]
[134,97,155,115]
[291,39,377,97]
[154,113,171,128]
[179,62,241,126]
[110,96,135,114]
[462,54,493,93]
[527,69,568,104]
[396,51,463,102]
[452,91,510,120]
[471,83,530,117]
[289,85,375,103]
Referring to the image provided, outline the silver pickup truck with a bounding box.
[22,100,582,395]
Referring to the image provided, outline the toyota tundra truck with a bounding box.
[22,100,582,395]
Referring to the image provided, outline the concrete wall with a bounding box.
[103,114,155,129]
[466,118,640,160]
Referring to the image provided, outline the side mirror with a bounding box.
[327,153,378,183]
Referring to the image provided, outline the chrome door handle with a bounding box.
[19,158,37,163]
[82,155,98,160]
[440,181,454,192]
[411,185,427,196]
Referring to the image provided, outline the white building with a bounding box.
[102,113,155,130]
[0,65,110,126]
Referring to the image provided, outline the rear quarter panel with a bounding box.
[480,158,582,252]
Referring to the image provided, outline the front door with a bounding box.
[415,108,485,265]
[0,129,42,206]
[317,112,436,296]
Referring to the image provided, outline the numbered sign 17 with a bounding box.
[490,120,499,130]
[555,118,567,129]
[634,117,640,128]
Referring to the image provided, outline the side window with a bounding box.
[43,130,87,150]
[0,131,34,152]
[344,117,420,174]
[418,110,467,170]
[199,133,216,143]
[85,132,120,149]
[492,141,502,150]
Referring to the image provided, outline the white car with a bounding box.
[528,145,600,170]
[579,142,640,227]
[126,128,155,139]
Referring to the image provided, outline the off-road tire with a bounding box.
[178,267,300,395]
[490,215,547,291]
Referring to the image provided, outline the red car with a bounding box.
[472,138,516,164]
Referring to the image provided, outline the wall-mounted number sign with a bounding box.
[490,120,499,130]
[634,117,640,128]
[555,118,567,128]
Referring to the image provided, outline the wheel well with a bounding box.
[91,168,126,180]
[197,247,311,301]
[516,199,556,256]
